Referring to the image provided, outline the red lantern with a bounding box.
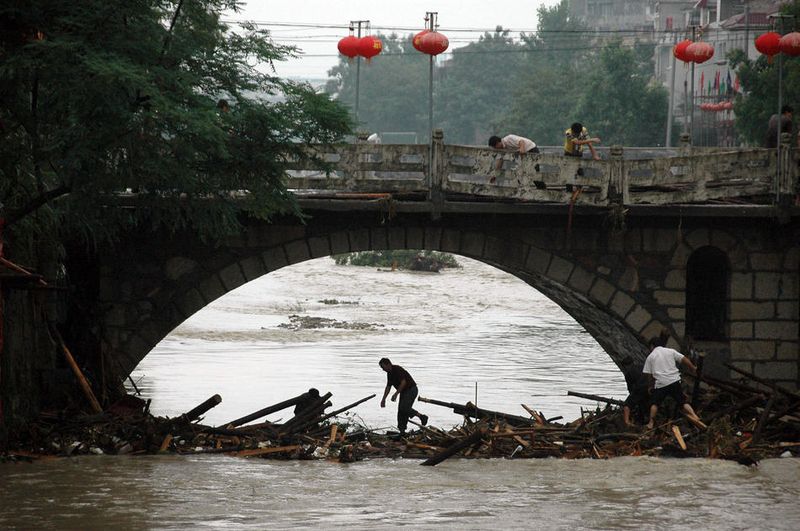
[673,39,693,62]
[779,32,800,57]
[755,32,781,58]
[699,103,709,111]
[412,29,429,52]
[337,35,360,59]
[358,35,382,60]
[419,31,449,56]
[723,101,733,111]
[686,41,714,63]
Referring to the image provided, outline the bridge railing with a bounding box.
[285,139,798,206]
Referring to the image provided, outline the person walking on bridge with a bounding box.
[643,332,706,430]
[379,357,427,436]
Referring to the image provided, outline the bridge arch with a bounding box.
[99,220,686,380]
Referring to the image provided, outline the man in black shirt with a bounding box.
[379,357,428,435]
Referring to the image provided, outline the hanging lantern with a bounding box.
[686,41,714,63]
[337,35,360,59]
[357,35,382,60]
[699,103,709,111]
[419,31,449,56]
[723,101,733,111]
[755,32,781,59]
[412,29,429,52]
[673,39,693,63]
[779,32,800,57]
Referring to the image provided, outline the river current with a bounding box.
[1,257,798,529]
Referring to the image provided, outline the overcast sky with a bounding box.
[228,0,561,79]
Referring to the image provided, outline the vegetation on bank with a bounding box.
[332,250,460,272]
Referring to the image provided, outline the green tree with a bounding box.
[326,33,428,140]
[0,0,351,247]
[729,2,800,146]
[574,41,669,147]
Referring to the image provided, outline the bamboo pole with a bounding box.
[52,327,102,414]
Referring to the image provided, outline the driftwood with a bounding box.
[51,327,103,414]
[725,363,800,400]
[288,394,376,434]
[421,429,487,466]
[567,391,624,407]
[179,394,222,423]
[419,397,537,426]
[222,392,309,427]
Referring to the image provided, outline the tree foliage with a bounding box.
[0,0,352,252]
[730,1,800,146]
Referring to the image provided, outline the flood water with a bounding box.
[2,257,798,529]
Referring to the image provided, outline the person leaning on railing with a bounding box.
[564,122,601,161]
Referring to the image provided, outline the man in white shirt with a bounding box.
[642,332,706,430]
[488,134,542,185]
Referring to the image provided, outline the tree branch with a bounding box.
[3,185,71,227]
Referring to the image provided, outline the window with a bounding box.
[686,246,729,340]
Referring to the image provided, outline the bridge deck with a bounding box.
[286,141,799,215]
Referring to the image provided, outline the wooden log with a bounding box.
[724,363,800,400]
[672,425,687,450]
[159,434,173,453]
[51,327,103,414]
[706,395,765,423]
[418,397,537,426]
[179,394,222,423]
[281,392,333,430]
[221,392,309,427]
[521,404,544,425]
[567,391,624,407]
[752,391,777,445]
[421,429,486,466]
[229,445,300,458]
[288,394,376,434]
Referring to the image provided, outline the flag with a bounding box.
[734,74,740,93]
[726,70,733,96]
[700,71,705,95]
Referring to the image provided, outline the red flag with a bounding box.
[700,71,705,95]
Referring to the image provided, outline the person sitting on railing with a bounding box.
[764,105,793,148]
[564,122,600,161]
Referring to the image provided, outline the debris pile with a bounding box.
[2,363,798,465]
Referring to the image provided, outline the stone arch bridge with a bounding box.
[96,138,800,391]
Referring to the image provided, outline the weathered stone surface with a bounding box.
[568,266,594,294]
[461,232,486,258]
[643,228,675,253]
[370,228,389,250]
[284,240,311,265]
[730,301,775,320]
[710,229,737,251]
[219,263,247,291]
[407,227,424,250]
[730,322,753,339]
[730,340,775,361]
[776,301,799,320]
[779,272,798,300]
[730,273,753,299]
[667,307,686,321]
[670,243,691,267]
[176,288,206,319]
[685,228,709,250]
[485,237,525,269]
[387,227,406,250]
[727,245,749,271]
[750,253,782,271]
[424,227,443,250]
[597,265,611,276]
[349,229,370,252]
[654,290,685,306]
[755,321,799,341]
[784,247,799,271]
[618,266,639,292]
[198,274,226,304]
[589,278,615,305]
[262,247,288,272]
[164,257,198,281]
[754,272,781,299]
[623,228,642,253]
[329,231,350,256]
[547,255,574,284]
[104,305,126,327]
[440,229,461,253]
[610,291,635,318]
[640,321,664,342]
[526,249,551,275]
[776,342,799,360]
[626,305,652,333]
[308,236,331,259]
[754,361,798,380]
[240,256,266,282]
[664,269,685,290]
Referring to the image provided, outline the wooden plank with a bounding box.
[671,425,687,450]
[229,445,301,458]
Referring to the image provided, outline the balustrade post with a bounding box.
[608,145,626,206]
[679,133,692,155]
[777,131,793,205]
[429,128,444,219]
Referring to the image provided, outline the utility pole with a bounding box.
[425,12,438,142]
[351,20,369,126]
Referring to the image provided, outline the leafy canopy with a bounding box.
[0,0,351,247]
